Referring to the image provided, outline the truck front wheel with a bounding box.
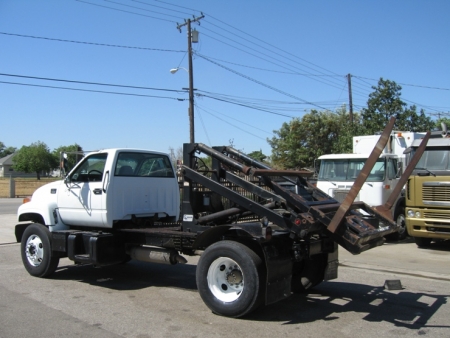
[414,237,432,248]
[21,223,59,278]
[196,241,264,318]
[386,207,407,241]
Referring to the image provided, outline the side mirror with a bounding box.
[441,122,448,137]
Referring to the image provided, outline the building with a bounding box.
[0,153,36,178]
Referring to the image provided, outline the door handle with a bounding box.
[93,188,102,195]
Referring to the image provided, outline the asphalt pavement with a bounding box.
[1,198,450,338]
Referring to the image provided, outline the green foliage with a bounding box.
[247,150,267,163]
[268,108,356,169]
[0,141,16,158]
[398,105,435,131]
[436,118,450,131]
[197,156,212,170]
[268,78,437,170]
[362,78,434,133]
[12,141,57,180]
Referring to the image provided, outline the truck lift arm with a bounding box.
[180,118,428,254]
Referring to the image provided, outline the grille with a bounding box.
[422,185,450,203]
[423,211,450,220]
[333,190,359,203]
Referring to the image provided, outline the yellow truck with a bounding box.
[405,133,450,247]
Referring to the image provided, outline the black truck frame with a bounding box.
[16,117,429,317]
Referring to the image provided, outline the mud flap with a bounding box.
[324,243,339,281]
[261,239,293,305]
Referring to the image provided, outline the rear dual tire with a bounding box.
[196,241,264,318]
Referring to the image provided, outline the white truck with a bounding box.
[317,132,425,240]
[15,132,416,317]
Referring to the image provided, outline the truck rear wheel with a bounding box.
[21,223,59,278]
[196,241,264,318]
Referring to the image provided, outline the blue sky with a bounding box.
[1,0,449,157]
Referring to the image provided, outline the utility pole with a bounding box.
[177,14,204,143]
[347,73,353,124]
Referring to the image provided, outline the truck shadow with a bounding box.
[52,259,198,292]
[386,237,450,252]
[52,260,449,331]
[248,281,449,330]
[418,240,450,252]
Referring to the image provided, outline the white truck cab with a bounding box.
[18,149,180,230]
[317,152,399,206]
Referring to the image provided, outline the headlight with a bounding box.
[415,211,421,218]
[407,209,415,217]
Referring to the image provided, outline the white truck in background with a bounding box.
[317,132,425,240]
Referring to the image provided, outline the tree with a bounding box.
[362,78,434,133]
[0,141,16,158]
[247,150,267,163]
[435,117,450,133]
[397,105,435,132]
[362,78,406,133]
[268,108,356,169]
[13,141,57,179]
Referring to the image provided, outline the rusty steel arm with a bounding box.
[327,116,396,233]
[373,131,430,218]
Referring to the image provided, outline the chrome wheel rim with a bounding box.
[207,257,244,302]
[25,234,44,267]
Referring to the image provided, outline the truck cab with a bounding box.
[317,153,399,205]
[405,137,450,247]
[18,148,180,230]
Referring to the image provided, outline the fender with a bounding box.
[17,180,69,230]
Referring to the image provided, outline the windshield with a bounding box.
[318,158,387,182]
[412,147,450,170]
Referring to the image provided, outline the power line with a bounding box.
[198,93,296,118]
[353,75,450,91]
[0,73,184,93]
[104,0,183,20]
[76,0,176,23]
[196,53,329,111]
[154,0,345,81]
[0,80,183,100]
[70,2,448,115]
[199,30,346,91]
[0,31,184,53]
[195,54,341,75]
[196,104,268,141]
[133,0,194,17]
